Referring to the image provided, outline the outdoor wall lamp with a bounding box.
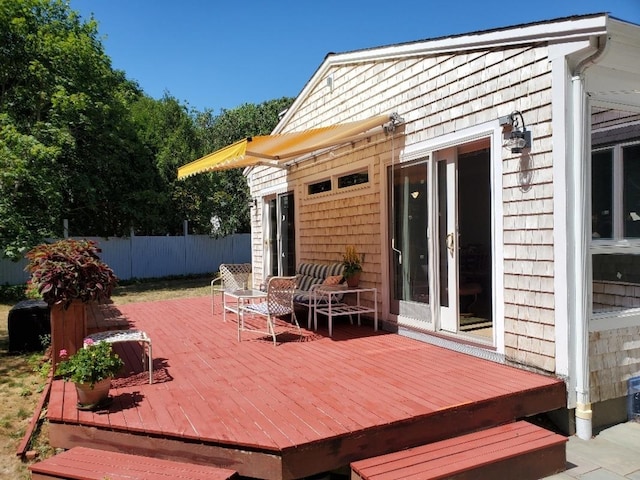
[499,111,532,154]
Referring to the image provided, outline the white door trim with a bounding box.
[399,120,504,353]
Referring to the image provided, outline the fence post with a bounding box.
[183,220,188,273]
[63,219,69,238]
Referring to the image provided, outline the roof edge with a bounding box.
[278,13,611,130]
[327,14,609,65]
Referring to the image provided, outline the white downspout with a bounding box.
[570,32,609,441]
[570,73,592,440]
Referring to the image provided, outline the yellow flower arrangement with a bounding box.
[342,245,362,279]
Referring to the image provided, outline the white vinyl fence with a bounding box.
[0,234,250,286]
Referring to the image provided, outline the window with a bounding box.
[308,179,331,195]
[591,106,640,315]
[338,171,369,189]
[305,165,371,198]
[592,144,640,239]
[592,253,640,313]
[591,149,613,239]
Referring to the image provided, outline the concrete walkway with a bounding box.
[544,421,640,479]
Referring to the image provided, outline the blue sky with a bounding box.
[70,1,640,113]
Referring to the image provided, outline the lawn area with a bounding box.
[0,276,212,480]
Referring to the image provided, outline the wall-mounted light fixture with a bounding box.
[499,111,532,154]
[248,198,257,209]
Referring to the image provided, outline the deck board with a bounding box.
[46,296,566,480]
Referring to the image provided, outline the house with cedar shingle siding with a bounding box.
[179,13,640,440]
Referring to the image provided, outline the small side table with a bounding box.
[84,330,153,384]
[223,288,267,323]
[313,286,378,337]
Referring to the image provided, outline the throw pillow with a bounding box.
[323,275,343,286]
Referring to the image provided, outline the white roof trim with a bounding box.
[277,14,609,131]
[331,16,608,65]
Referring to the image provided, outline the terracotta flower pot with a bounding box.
[75,377,111,409]
[346,271,361,287]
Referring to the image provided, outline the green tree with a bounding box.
[0,0,294,258]
[0,113,63,258]
[129,94,200,234]
[0,0,102,257]
[0,0,162,250]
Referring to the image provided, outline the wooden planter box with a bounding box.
[50,301,87,372]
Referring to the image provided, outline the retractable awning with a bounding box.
[177,114,393,179]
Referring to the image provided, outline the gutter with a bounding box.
[569,28,610,441]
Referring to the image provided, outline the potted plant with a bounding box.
[56,339,124,409]
[25,239,118,368]
[342,245,363,287]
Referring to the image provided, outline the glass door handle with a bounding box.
[446,233,455,257]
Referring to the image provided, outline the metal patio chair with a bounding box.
[210,263,252,314]
[238,276,300,345]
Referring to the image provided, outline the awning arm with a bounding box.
[384,112,405,133]
[284,112,405,168]
[254,160,289,170]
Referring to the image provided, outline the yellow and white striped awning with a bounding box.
[177,114,392,179]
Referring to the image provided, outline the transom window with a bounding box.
[308,180,331,195]
[338,171,369,189]
[305,167,370,197]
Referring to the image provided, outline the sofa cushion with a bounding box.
[294,262,345,307]
[296,262,344,292]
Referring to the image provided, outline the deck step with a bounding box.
[29,446,238,480]
[350,420,566,480]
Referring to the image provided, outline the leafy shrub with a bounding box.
[24,239,117,309]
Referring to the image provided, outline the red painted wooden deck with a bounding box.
[47,296,566,480]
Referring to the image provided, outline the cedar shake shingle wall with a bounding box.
[590,327,640,403]
[250,44,557,372]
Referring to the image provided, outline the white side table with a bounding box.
[313,286,378,337]
[84,330,153,384]
[223,288,267,324]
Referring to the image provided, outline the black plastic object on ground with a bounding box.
[8,300,50,353]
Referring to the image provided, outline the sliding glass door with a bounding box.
[389,160,430,322]
[388,142,492,338]
[264,192,296,277]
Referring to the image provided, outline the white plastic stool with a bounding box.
[84,330,153,384]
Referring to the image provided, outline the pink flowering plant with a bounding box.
[56,340,124,387]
